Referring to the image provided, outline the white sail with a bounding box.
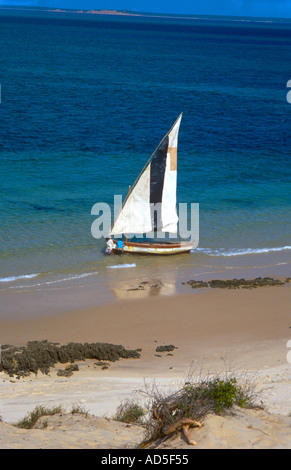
[109,114,182,237]
[160,114,181,233]
[109,165,152,236]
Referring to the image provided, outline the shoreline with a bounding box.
[1,283,290,379]
[1,281,290,350]
[1,281,290,366]
[1,255,290,319]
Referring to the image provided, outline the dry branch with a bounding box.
[163,418,202,435]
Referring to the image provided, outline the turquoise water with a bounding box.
[0,9,291,293]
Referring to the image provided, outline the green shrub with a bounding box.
[204,377,239,414]
[114,400,145,424]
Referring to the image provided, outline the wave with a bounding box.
[107,263,136,269]
[3,272,98,289]
[38,272,97,285]
[0,273,40,283]
[192,246,291,257]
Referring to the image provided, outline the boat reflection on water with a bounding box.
[112,278,177,300]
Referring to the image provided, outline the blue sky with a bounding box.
[1,1,291,18]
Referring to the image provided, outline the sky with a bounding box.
[1,0,291,18]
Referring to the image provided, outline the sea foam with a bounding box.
[192,246,291,257]
[107,263,136,269]
[0,273,40,283]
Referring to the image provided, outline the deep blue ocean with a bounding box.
[1,9,291,294]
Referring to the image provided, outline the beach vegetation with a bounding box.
[16,405,63,429]
[70,403,89,417]
[114,399,145,424]
[139,371,259,447]
[41,419,48,429]
[15,403,91,429]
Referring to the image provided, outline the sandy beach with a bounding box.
[0,280,290,449]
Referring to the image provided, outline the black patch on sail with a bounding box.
[150,136,168,231]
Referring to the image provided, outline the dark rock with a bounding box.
[183,280,208,289]
[183,277,286,290]
[94,361,110,367]
[0,340,141,378]
[57,364,79,377]
[208,277,285,289]
[156,345,177,353]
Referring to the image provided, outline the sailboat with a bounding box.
[106,113,195,255]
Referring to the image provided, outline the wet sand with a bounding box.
[1,283,290,370]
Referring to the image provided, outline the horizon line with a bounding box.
[1,5,291,21]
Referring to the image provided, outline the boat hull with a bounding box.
[111,240,194,255]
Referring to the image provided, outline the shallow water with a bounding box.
[0,10,290,302]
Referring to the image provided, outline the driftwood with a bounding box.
[183,425,198,446]
[163,418,202,446]
[164,418,202,434]
[152,404,202,446]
